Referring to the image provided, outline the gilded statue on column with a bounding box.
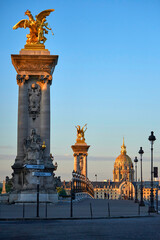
[13,9,54,45]
[75,124,87,143]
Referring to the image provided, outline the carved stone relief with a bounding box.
[23,128,43,164]
[79,156,84,171]
[78,155,84,172]
[28,83,41,120]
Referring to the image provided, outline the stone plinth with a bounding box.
[10,48,59,202]
[9,191,58,203]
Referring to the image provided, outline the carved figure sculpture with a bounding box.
[13,9,54,44]
[28,83,41,120]
[75,124,87,143]
[23,128,44,164]
[79,156,83,171]
[50,154,58,170]
[37,18,52,43]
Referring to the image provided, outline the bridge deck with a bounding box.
[0,199,150,219]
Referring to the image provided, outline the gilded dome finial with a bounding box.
[121,137,126,154]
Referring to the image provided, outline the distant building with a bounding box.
[62,139,159,200]
[93,140,159,200]
[92,181,120,200]
[92,181,158,200]
[113,138,134,182]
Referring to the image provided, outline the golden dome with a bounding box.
[114,153,132,166]
[113,138,134,182]
[114,138,133,167]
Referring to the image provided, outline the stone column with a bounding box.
[83,154,87,179]
[16,75,28,162]
[11,49,58,193]
[1,180,6,194]
[40,81,51,158]
[74,154,78,172]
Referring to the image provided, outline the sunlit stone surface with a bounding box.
[9,47,60,203]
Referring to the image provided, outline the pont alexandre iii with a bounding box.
[9,9,60,203]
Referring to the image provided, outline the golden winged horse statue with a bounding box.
[13,9,54,44]
[75,124,87,143]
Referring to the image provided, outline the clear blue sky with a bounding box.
[1,0,160,182]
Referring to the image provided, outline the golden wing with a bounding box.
[13,19,28,30]
[36,9,54,22]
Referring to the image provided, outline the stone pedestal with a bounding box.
[10,47,59,202]
[71,143,90,179]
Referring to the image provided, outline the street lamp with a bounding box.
[36,141,46,218]
[70,181,73,217]
[148,131,156,213]
[134,156,138,203]
[138,147,145,206]
[95,174,97,182]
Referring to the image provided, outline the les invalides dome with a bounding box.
[113,139,134,182]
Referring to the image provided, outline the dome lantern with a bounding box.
[121,137,126,155]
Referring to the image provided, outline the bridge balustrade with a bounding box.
[72,171,94,197]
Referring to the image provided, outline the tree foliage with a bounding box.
[56,187,67,196]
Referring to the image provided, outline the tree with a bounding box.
[56,187,67,197]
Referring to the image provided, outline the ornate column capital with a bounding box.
[73,153,79,157]
[16,75,29,86]
[83,153,88,157]
[39,75,52,84]
[37,75,52,88]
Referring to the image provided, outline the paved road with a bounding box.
[0,216,160,240]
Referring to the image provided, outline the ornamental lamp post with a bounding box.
[36,141,46,218]
[139,147,145,206]
[148,131,156,213]
[134,156,138,203]
[95,174,97,182]
[70,181,73,218]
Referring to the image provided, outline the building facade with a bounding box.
[93,140,159,200]
[93,181,158,200]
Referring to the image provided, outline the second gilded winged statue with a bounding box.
[13,9,54,45]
